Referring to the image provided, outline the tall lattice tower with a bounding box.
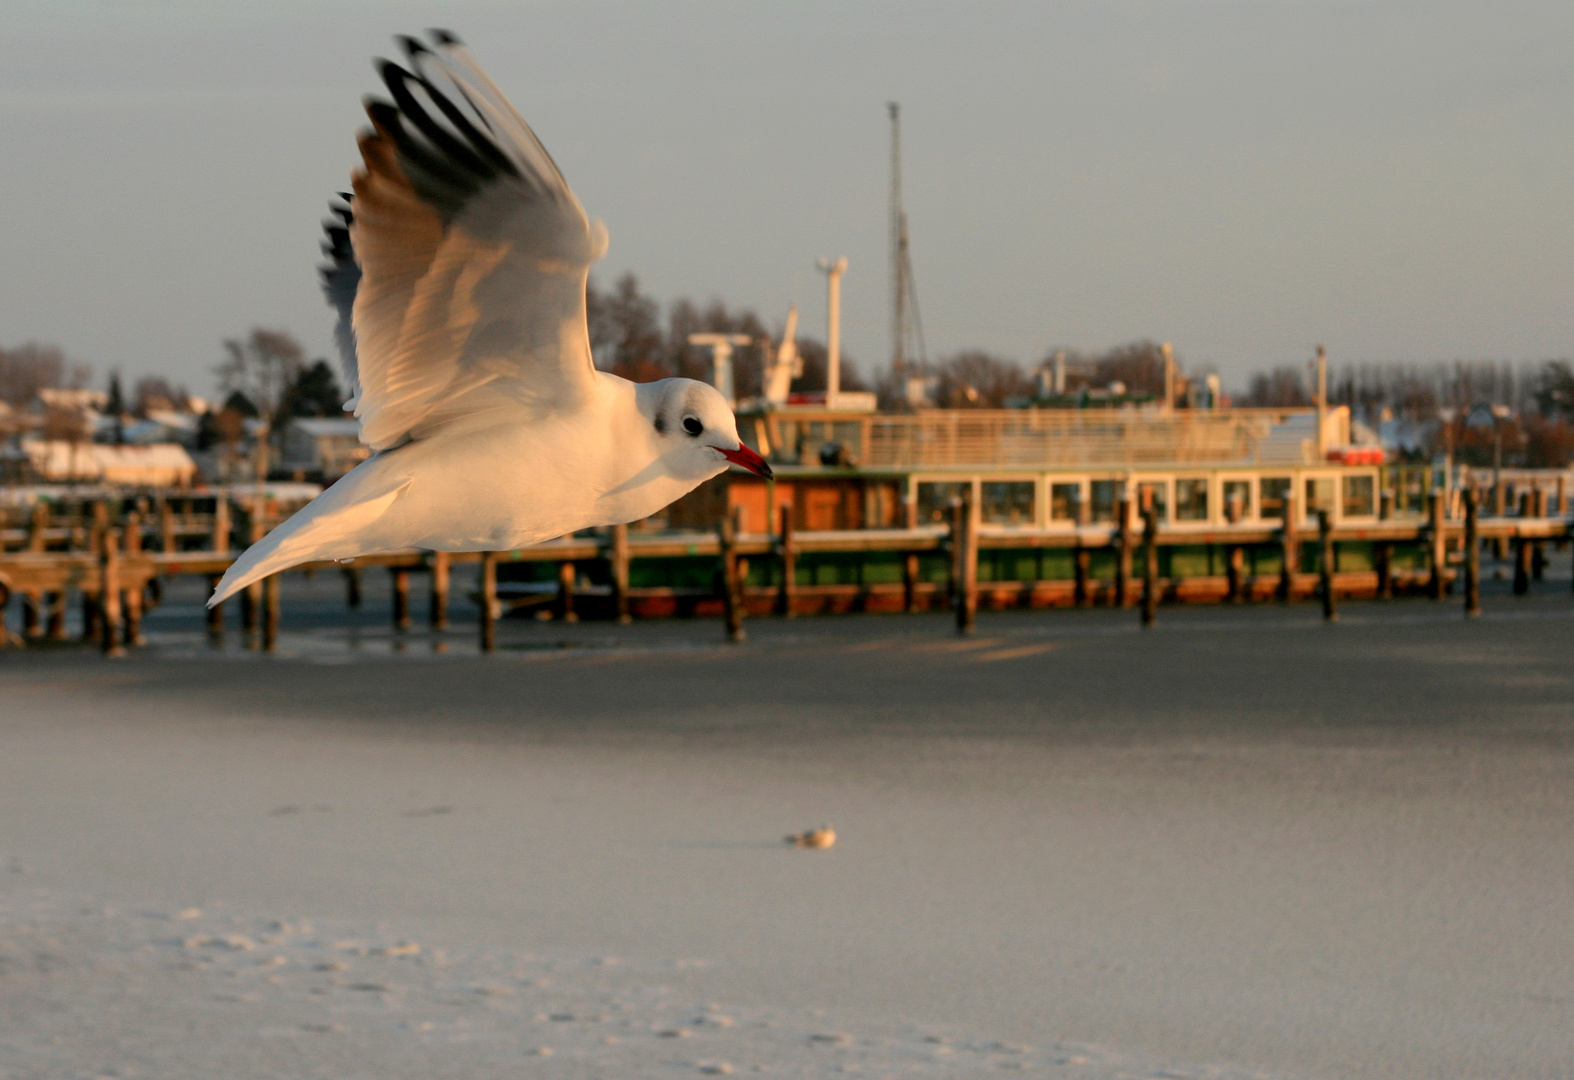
[888,102,926,384]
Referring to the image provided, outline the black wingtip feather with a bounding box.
[428,28,461,46]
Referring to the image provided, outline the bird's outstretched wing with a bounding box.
[336,30,608,452]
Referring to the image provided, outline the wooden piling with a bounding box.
[212,497,231,553]
[21,592,41,638]
[1428,492,1448,600]
[777,504,796,617]
[391,567,411,630]
[122,511,144,646]
[479,550,498,653]
[28,502,48,552]
[1318,509,1337,622]
[1224,496,1243,603]
[262,574,280,652]
[1074,495,1091,607]
[610,523,630,624]
[1532,489,1547,580]
[46,590,66,640]
[160,498,176,553]
[1510,492,1530,596]
[100,528,124,658]
[206,574,225,644]
[1140,507,1159,627]
[1463,488,1481,618]
[343,567,362,608]
[1115,495,1133,608]
[719,508,745,643]
[1074,541,1091,606]
[1278,496,1298,602]
[956,491,979,635]
[555,560,578,623]
[429,550,450,631]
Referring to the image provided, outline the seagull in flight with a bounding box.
[209,30,771,608]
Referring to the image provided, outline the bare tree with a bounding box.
[930,351,1032,408]
[132,376,178,416]
[0,343,90,406]
[216,329,304,420]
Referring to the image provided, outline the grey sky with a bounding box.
[3,1,1570,398]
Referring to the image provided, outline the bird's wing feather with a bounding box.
[344,31,607,452]
[319,196,362,408]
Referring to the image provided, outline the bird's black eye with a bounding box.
[682,416,704,436]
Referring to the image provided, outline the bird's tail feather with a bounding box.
[207,479,410,608]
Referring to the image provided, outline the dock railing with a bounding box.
[1,489,1570,655]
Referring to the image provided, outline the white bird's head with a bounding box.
[639,378,773,483]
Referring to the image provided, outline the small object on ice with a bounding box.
[314,961,346,972]
[809,1033,852,1046]
[785,825,836,849]
[659,1028,693,1038]
[699,1065,733,1075]
[374,942,420,957]
[531,1047,554,1057]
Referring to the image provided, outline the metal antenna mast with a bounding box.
[888,102,926,384]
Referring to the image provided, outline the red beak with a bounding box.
[719,443,774,480]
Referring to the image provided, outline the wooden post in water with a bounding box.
[1427,492,1448,600]
[122,511,145,646]
[1513,492,1531,597]
[777,504,796,617]
[46,589,66,640]
[242,511,263,648]
[479,551,498,653]
[555,560,578,623]
[100,528,124,658]
[1463,488,1481,618]
[212,497,231,553]
[21,592,41,638]
[1278,496,1298,602]
[206,574,225,644]
[1115,495,1133,608]
[1224,495,1244,603]
[955,491,978,635]
[28,502,48,552]
[262,574,280,652]
[1318,509,1337,622]
[1531,488,1547,580]
[1140,507,1159,627]
[429,550,451,631]
[160,498,177,553]
[718,508,745,643]
[609,523,630,623]
[1073,493,1091,607]
[391,567,412,630]
[342,567,362,609]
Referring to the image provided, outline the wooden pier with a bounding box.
[1,492,1570,655]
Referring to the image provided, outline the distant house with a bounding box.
[279,417,367,481]
[21,440,197,487]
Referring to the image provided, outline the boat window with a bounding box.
[1175,478,1209,521]
[1049,482,1082,522]
[1342,474,1375,518]
[916,482,970,525]
[772,420,801,464]
[1089,479,1120,522]
[982,481,1035,526]
[1222,479,1251,521]
[1305,476,1335,518]
[1260,477,1291,520]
